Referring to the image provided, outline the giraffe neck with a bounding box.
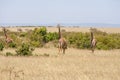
[91,32,94,41]
[4,32,7,38]
[3,29,8,39]
[58,27,62,39]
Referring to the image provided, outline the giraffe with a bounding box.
[57,24,67,54]
[90,32,97,53]
[3,28,13,43]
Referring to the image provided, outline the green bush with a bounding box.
[44,32,58,42]
[96,42,107,50]
[19,32,27,37]
[67,32,91,49]
[3,27,120,50]
[6,52,13,56]
[30,41,42,47]
[16,43,34,56]
[8,42,16,48]
[30,27,47,44]
[0,43,4,51]
[33,27,47,36]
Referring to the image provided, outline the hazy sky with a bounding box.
[0,0,120,25]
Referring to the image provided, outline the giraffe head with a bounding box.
[3,28,6,32]
[3,28,8,38]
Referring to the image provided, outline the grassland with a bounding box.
[0,48,120,80]
[1,27,120,33]
[0,27,120,80]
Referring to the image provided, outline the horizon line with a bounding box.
[0,23,120,27]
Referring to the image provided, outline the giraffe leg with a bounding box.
[91,47,94,53]
[92,46,95,54]
[58,47,60,54]
[63,49,65,54]
[92,48,94,53]
[58,43,60,54]
[58,47,62,54]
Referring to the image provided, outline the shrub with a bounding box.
[31,33,43,41]
[96,42,107,50]
[0,43,4,51]
[30,41,42,47]
[33,27,47,36]
[2,27,120,50]
[8,42,16,48]
[30,27,47,44]
[6,52,13,56]
[16,43,34,56]
[44,32,58,42]
[19,32,27,37]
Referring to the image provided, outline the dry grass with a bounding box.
[0,26,120,80]
[0,48,120,80]
[1,27,120,33]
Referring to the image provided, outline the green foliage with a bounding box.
[2,27,120,50]
[30,27,58,47]
[10,34,17,40]
[30,41,42,47]
[16,43,34,56]
[0,42,4,51]
[44,32,58,42]
[30,27,47,46]
[96,34,120,50]
[6,52,13,56]
[65,29,120,50]
[96,42,107,50]
[67,32,90,49]
[33,27,47,36]
[19,32,27,37]
[8,42,16,48]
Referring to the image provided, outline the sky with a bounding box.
[0,0,120,26]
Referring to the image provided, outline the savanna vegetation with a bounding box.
[0,27,120,56]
